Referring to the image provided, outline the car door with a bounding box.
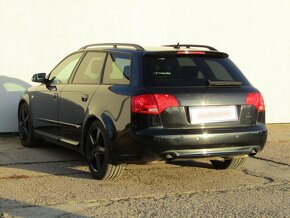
[58,51,106,145]
[31,52,83,139]
[89,52,132,139]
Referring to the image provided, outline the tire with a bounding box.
[86,120,124,180]
[210,157,245,170]
[18,103,40,147]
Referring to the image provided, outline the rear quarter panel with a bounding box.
[85,85,132,154]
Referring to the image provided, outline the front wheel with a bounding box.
[86,120,124,180]
[210,157,245,170]
[18,103,40,147]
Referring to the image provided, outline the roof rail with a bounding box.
[163,44,218,51]
[79,43,145,51]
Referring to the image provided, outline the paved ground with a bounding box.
[0,124,289,217]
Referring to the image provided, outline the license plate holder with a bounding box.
[189,106,238,124]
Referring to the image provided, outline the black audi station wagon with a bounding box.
[18,43,267,180]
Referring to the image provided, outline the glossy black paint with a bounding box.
[19,46,267,164]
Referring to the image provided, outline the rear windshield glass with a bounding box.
[144,55,250,87]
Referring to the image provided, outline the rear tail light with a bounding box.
[132,94,178,114]
[245,92,265,112]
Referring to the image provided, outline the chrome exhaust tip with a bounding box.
[249,149,258,157]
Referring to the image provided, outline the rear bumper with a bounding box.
[115,124,267,162]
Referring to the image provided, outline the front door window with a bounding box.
[48,53,83,84]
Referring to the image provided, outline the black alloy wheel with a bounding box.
[86,120,124,180]
[18,103,39,147]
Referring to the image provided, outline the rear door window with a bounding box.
[144,55,249,87]
[72,52,106,84]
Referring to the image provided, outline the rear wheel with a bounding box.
[18,103,40,147]
[86,120,124,180]
[210,157,245,169]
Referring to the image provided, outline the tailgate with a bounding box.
[156,87,260,129]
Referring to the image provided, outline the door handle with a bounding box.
[82,94,88,102]
[53,93,58,100]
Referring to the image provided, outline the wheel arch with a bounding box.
[18,99,26,109]
[81,114,117,157]
[18,98,29,116]
[18,92,30,111]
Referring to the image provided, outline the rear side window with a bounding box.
[144,55,250,87]
[103,53,131,85]
[72,52,106,84]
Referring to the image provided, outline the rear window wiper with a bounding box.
[207,80,242,86]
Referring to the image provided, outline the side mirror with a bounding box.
[32,73,47,83]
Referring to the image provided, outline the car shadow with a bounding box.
[1,133,216,179]
[166,159,213,169]
[0,76,31,133]
[0,134,93,180]
[0,197,89,218]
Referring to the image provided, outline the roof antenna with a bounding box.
[174,42,180,49]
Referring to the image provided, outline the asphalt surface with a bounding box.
[0,124,289,217]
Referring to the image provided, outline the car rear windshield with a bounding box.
[143,55,250,87]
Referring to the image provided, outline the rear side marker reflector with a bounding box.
[132,94,178,114]
[245,92,265,112]
[177,51,206,55]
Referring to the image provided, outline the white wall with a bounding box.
[0,0,289,132]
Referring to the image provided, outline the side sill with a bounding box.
[34,130,79,146]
